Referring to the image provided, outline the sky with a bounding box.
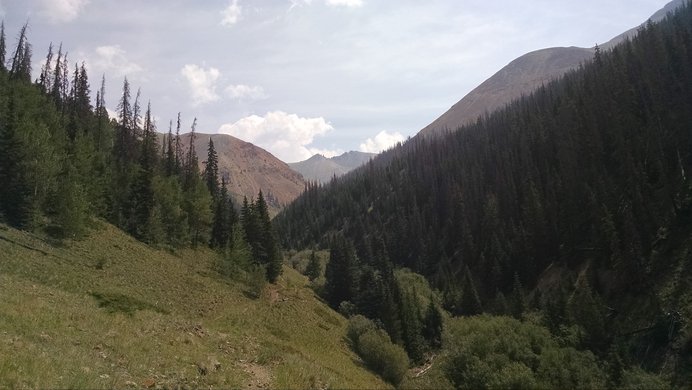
[0,0,671,162]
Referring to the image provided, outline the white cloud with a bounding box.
[0,1,5,19]
[180,64,221,106]
[359,130,404,153]
[221,0,242,26]
[218,111,337,162]
[89,45,143,78]
[41,0,90,23]
[326,0,363,7]
[225,84,267,101]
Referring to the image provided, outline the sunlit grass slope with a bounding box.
[0,222,388,389]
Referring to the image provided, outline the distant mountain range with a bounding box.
[289,151,375,183]
[418,0,685,138]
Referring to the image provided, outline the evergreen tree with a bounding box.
[398,289,426,363]
[130,102,157,241]
[174,112,183,173]
[305,250,321,281]
[255,191,282,282]
[325,235,359,308]
[9,22,31,82]
[210,177,234,249]
[94,74,107,151]
[0,92,30,227]
[165,120,176,176]
[38,42,53,92]
[204,137,220,199]
[114,77,132,164]
[50,161,88,239]
[422,298,443,349]
[0,21,6,72]
[183,118,199,191]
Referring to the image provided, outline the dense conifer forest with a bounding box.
[276,4,692,387]
[0,22,282,282]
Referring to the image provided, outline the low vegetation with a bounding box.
[0,222,387,389]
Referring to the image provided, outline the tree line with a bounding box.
[0,22,282,283]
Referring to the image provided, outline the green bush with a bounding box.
[346,315,409,385]
[357,329,409,385]
[444,315,607,389]
[346,315,377,349]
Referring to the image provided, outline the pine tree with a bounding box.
[174,112,182,174]
[255,191,282,282]
[305,250,321,281]
[422,297,443,349]
[398,288,426,363]
[0,92,30,228]
[115,77,132,164]
[9,22,31,82]
[50,161,88,239]
[95,74,107,151]
[204,137,220,199]
[130,102,157,241]
[165,120,176,176]
[183,118,199,191]
[210,177,234,249]
[38,42,54,92]
[0,21,6,72]
[325,235,359,308]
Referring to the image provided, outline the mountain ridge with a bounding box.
[288,151,375,184]
[418,0,686,138]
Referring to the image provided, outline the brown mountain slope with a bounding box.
[170,132,305,215]
[419,0,685,138]
[419,46,593,137]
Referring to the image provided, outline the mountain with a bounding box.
[169,132,305,214]
[276,4,692,387]
[418,0,686,138]
[289,151,375,183]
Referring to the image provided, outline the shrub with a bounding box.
[357,329,409,385]
[346,315,377,349]
[444,315,608,389]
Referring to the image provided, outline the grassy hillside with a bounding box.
[0,222,388,389]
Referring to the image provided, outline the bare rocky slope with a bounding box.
[171,132,306,215]
[419,0,685,138]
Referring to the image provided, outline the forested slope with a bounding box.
[276,4,692,386]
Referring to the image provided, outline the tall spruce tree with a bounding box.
[38,42,53,92]
[0,91,30,228]
[0,21,6,72]
[9,22,31,82]
[325,235,358,308]
[255,191,282,282]
[210,177,234,249]
[131,102,157,241]
[165,120,176,176]
[305,250,321,281]
[203,137,219,199]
